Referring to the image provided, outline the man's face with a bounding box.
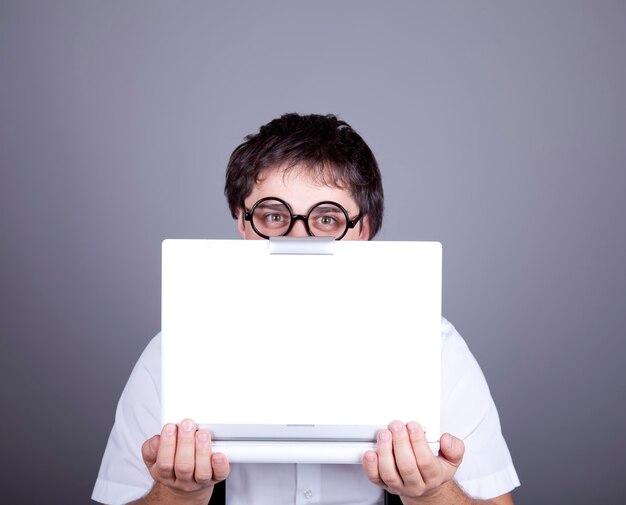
[236,165,371,241]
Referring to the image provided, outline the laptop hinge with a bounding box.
[269,236,335,255]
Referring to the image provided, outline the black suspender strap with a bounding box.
[206,481,400,504]
[208,480,226,505]
[385,491,403,505]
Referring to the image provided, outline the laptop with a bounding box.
[161,238,442,464]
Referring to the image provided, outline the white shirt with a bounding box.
[92,318,520,504]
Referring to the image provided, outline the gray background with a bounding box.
[1,1,625,503]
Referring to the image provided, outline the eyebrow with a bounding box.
[255,202,290,211]
[310,205,343,214]
[251,200,354,216]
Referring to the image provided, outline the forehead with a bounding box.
[245,165,359,212]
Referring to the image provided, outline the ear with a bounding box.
[235,209,246,238]
[359,215,371,240]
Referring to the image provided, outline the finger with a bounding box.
[390,421,423,488]
[362,450,384,487]
[154,423,177,480]
[141,434,160,468]
[376,428,403,491]
[407,421,439,485]
[174,419,197,481]
[194,430,213,484]
[439,432,464,469]
[211,452,230,482]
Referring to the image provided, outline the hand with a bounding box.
[141,419,230,503]
[362,420,464,501]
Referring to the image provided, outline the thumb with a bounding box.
[141,434,161,468]
[439,433,464,468]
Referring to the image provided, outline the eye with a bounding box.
[263,212,289,224]
[312,213,344,231]
[317,215,338,226]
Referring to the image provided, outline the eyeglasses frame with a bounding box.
[243,196,362,241]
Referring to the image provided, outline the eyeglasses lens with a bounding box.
[251,199,292,237]
[308,203,348,237]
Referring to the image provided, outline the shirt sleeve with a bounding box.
[440,319,520,499]
[92,334,163,505]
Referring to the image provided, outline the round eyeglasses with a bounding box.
[243,197,362,240]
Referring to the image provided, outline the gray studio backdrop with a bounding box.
[1,1,625,503]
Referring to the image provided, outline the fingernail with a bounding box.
[182,420,195,432]
[197,432,210,446]
[213,454,224,465]
[364,451,376,463]
[149,436,159,451]
[379,430,391,442]
[407,422,422,434]
[164,424,176,437]
[390,421,403,433]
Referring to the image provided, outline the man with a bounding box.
[92,113,520,505]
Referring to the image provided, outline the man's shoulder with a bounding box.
[137,332,162,361]
[440,317,469,353]
[440,317,489,395]
[126,332,163,386]
[146,332,162,355]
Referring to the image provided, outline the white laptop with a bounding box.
[161,238,442,464]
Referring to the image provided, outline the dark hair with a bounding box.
[224,113,384,238]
